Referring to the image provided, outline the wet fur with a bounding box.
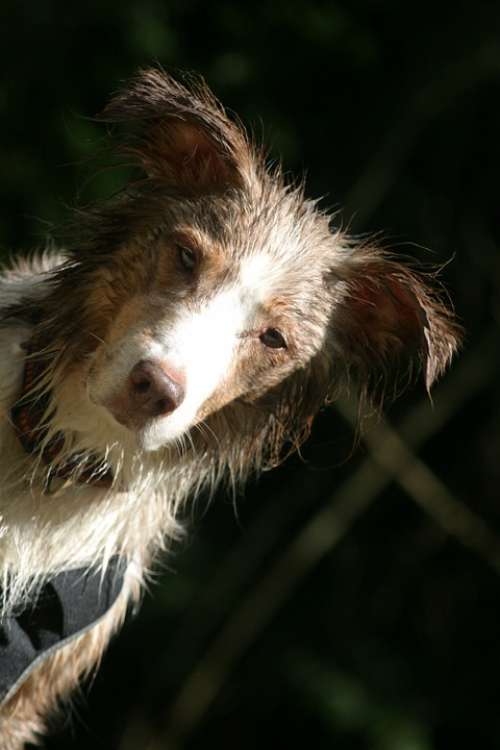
[0,70,460,746]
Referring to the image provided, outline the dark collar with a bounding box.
[11,345,114,490]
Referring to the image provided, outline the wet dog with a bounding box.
[0,69,460,746]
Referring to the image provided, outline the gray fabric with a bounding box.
[0,557,126,706]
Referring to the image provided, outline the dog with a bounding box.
[0,69,460,747]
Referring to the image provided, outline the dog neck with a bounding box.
[11,343,114,491]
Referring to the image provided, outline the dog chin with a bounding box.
[132,419,191,453]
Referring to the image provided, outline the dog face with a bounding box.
[46,70,459,455]
[85,191,335,451]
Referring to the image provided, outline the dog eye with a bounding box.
[177,244,197,272]
[259,328,287,349]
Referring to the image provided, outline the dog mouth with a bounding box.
[100,405,186,452]
[101,405,200,454]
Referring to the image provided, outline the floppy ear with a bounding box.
[330,247,462,401]
[99,68,255,194]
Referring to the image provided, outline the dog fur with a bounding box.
[0,69,460,747]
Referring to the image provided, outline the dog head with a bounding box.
[37,70,460,460]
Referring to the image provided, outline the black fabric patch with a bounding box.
[0,557,126,705]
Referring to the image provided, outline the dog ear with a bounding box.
[329,247,462,401]
[99,68,255,194]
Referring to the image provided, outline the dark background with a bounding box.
[1,2,500,748]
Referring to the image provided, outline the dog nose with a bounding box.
[129,360,185,419]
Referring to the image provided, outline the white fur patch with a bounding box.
[149,286,249,446]
[239,253,276,301]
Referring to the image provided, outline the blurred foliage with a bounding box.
[0,1,499,748]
